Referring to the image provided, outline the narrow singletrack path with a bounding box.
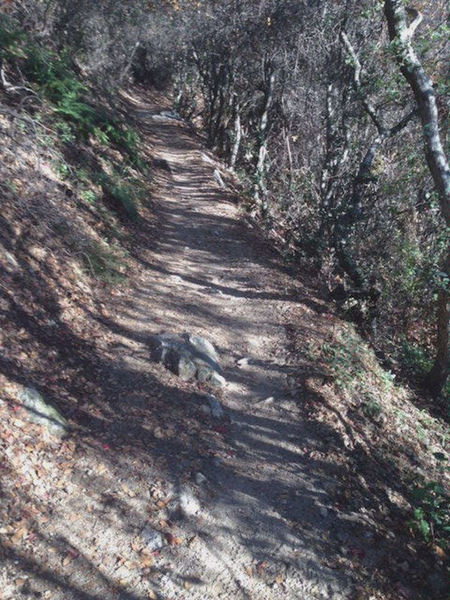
[106,93,352,600]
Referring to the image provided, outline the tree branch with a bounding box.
[340,31,383,132]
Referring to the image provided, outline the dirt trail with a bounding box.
[103,95,353,599]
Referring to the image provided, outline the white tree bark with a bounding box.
[384,0,449,396]
[384,1,449,221]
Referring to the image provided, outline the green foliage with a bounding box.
[0,15,25,61]
[54,160,71,180]
[322,336,362,389]
[97,172,142,222]
[79,189,97,205]
[362,398,382,419]
[401,339,433,377]
[409,468,450,551]
[82,241,128,285]
[0,20,144,170]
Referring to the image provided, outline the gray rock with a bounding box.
[178,485,201,517]
[195,472,207,485]
[236,357,250,368]
[207,394,224,418]
[141,526,164,551]
[19,387,68,438]
[186,334,219,364]
[169,274,184,284]
[258,396,274,406]
[197,366,226,389]
[148,333,224,387]
[176,354,198,381]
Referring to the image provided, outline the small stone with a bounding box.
[197,367,226,389]
[178,486,201,517]
[258,396,274,406]
[199,404,211,416]
[141,526,164,551]
[176,355,197,381]
[210,372,226,388]
[320,507,328,518]
[207,394,224,418]
[169,275,184,284]
[236,357,250,368]
[19,387,68,438]
[195,472,207,485]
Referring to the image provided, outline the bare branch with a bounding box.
[340,31,383,132]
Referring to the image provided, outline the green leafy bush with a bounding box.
[409,477,450,551]
[97,173,141,221]
[1,21,144,170]
[401,339,433,377]
[0,15,25,61]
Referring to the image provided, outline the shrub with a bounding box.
[97,173,141,222]
[82,241,128,285]
[409,474,450,551]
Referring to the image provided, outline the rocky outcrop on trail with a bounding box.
[148,333,225,388]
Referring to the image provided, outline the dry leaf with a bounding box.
[256,560,268,574]
[11,524,28,544]
[274,572,284,584]
[165,532,182,546]
[131,538,143,553]
[432,544,447,560]
[139,553,154,568]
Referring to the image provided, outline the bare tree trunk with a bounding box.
[384,0,450,396]
[253,60,274,217]
[336,31,416,292]
[424,252,449,396]
[230,107,241,170]
[120,41,140,85]
[283,126,293,184]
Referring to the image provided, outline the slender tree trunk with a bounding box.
[424,252,449,396]
[253,62,274,217]
[120,40,140,85]
[284,126,293,184]
[230,108,241,169]
[385,0,450,396]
